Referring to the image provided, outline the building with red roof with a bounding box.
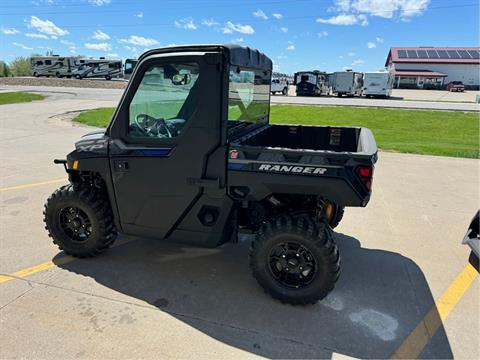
[385,47,480,89]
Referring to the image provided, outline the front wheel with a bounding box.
[44,185,117,257]
[105,75,111,80]
[75,74,82,80]
[250,214,340,305]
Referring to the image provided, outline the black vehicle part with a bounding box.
[250,214,340,305]
[44,184,117,257]
[323,201,345,229]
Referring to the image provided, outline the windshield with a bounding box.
[228,67,270,126]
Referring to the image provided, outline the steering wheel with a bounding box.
[134,114,172,138]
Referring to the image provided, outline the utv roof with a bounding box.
[139,44,272,70]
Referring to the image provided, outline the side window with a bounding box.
[45,60,52,65]
[128,62,199,139]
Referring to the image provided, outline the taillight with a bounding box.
[356,166,374,191]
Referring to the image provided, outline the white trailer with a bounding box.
[31,56,74,78]
[331,71,363,97]
[363,72,393,98]
[72,59,123,80]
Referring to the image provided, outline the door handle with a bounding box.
[114,160,129,172]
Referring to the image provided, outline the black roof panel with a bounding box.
[138,44,272,70]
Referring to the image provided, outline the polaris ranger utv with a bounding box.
[44,45,378,305]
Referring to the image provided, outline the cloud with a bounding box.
[107,53,119,58]
[88,0,111,6]
[1,27,20,35]
[253,9,268,20]
[317,14,368,26]
[201,19,219,27]
[120,35,159,47]
[367,41,376,48]
[174,18,197,30]
[25,33,48,39]
[134,12,143,18]
[60,39,75,45]
[351,59,365,66]
[84,43,112,51]
[272,13,283,19]
[12,42,33,50]
[30,16,69,36]
[92,30,110,41]
[280,27,288,33]
[318,31,328,38]
[331,0,430,20]
[223,21,254,35]
[376,37,384,43]
[286,44,295,51]
[232,38,244,43]
[348,52,355,56]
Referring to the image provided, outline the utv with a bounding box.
[44,45,378,305]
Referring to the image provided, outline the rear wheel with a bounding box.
[44,185,117,257]
[56,72,62,78]
[75,74,82,80]
[250,214,340,305]
[33,72,39,77]
[105,75,111,80]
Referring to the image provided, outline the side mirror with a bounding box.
[172,74,192,85]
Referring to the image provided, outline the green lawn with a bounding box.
[73,105,480,158]
[0,92,45,105]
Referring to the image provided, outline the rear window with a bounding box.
[228,67,270,125]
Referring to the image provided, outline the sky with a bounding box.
[0,0,479,74]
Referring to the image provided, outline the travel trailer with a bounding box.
[294,71,329,96]
[330,71,364,97]
[363,72,393,98]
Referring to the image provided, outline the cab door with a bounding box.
[108,53,224,239]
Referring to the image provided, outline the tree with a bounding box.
[0,61,11,77]
[9,56,32,76]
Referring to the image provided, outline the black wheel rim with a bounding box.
[58,206,92,243]
[268,241,317,288]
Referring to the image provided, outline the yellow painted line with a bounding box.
[392,263,478,359]
[0,256,75,284]
[0,178,65,192]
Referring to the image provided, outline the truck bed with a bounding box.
[227,124,378,207]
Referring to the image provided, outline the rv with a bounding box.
[294,71,329,96]
[31,56,74,78]
[363,72,393,98]
[124,58,138,80]
[331,71,363,97]
[72,59,123,80]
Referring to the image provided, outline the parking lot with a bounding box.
[0,89,478,359]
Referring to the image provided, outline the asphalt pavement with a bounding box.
[0,90,478,359]
[1,84,479,111]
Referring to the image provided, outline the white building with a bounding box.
[385,47,480,89]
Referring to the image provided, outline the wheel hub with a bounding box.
[59,206,92,243]
[269,241,316,288]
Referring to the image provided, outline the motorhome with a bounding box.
[362,72,393,98]
[294,71,329,96]
[124,58,138,80]
[72,59,123,80]
[330,71,363,97]
[31,56,74,78]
